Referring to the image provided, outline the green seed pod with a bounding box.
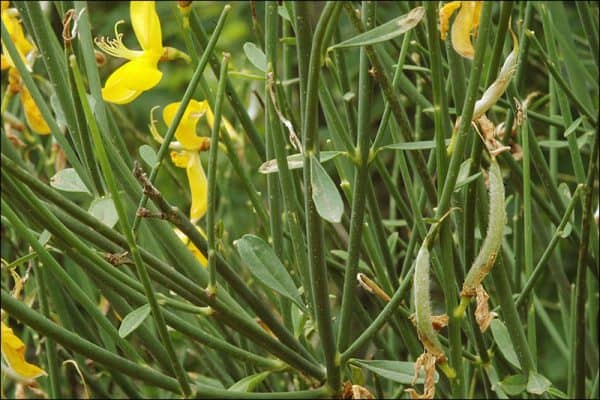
[414,244,445,358]
[461,158,506,297]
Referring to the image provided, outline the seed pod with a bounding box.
[461,158,506,297]
[414,244,445,359]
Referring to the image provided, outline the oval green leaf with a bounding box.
[310,155,344,223]
[330,6,425,49]
[89,196,119,228]
[490,319,521,370]
[349,359,439,385]
[139,145,158,168]
[234,234,304,309]
[50,168,91,194]
[118,304,151,338]
[228,371,271,392]
[526,371,552,395]
[243,42,267,72]
[500,374,527,396]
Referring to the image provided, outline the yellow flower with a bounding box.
[1,322,46,380]
[439,1,482,59]
[1,2,50,134]
[95,1,164,104]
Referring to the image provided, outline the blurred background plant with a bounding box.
[1,1,598,398]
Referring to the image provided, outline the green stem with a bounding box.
[337,0,374,353]
[207,54,229,293]
[299,2,343,393]
[132,5,231,232]
[574,129,599,398]
[1,290,182,394]
[69,57,191,396]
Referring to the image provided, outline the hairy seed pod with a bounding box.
[414,244,445,358]
[461,158,506,297]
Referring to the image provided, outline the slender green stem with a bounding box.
[132,5,231,232]
[337,0,374,353]
[207,54,229,293]
[516,186,583,307]
[576,1,599,68]
[69,57,191,396]
[1,290,182,394]
[574,129,599,398]
[299,2,343,393]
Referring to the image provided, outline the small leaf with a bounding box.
[563,116,583,138]
[118,304,151,338]
[49,93,67,131]
[38,230,51,246]
[50,168,91,194]
[277,5,291,21]
[490,319,521,369]
[139,145,157,168]
[259,151,342,174]
[330,7,425,49]
[243,42,267,72]
[349,359,439,385]
[291,305,307,339]
[234,235,304,309]
[500,374,527,396]
[88,196,118,228]
[310,155,344,223]
[454,159,482,191]
[383,139,451,151]
[526,371,552,395]
[350,364,365,386]
[547,386,569,399]
[228,371,271,392]
[538,140,569,149]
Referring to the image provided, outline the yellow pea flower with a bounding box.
[1,322,46,380]
[1,2,50,134]
[95,1,164,104]
[174,227,208,267]
[439,1,482,59]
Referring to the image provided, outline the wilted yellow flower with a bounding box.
[95,1,165,104]
[439,1,482,59]
[0,2,50,134]
[1,322,46,380]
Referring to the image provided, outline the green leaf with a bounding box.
[50,168,91,194]
[563,116,583,138]
[455,159,482,191]
[234,235,304,309]
[526,371,552,395]
[382,139,451,151]
[277,5,291,21]
[139,145,157,168]
[310,155,344,223]
[330,6,425,49]
[538,140,569,149]
[331,250,370,272]
[88,196,118,228]
[243,42,267,72]
[228,371,271,392]
[499,374,527,396]
[557,183,573,238]
[49,93,67,131]
[118,304,151,338]
[490,319,521,369]
[547,386,569,399]
[349,359,438,385]
[259,151,342,174]
[38,230,51,246]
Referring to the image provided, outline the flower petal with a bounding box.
[439,1,462,41]
[1,322,46,379]
[101,59,162,104]
[130,1,162,54]
[451,1,477,59]
[170,150,208,220]
[174,228,207,267]
[21,86,50,134]
[163,100,212,150]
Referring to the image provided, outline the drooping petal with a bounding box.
[174,228,208,267]
[21,86,50,134]
[171,150,208,221]
[471,1,482,32]
[101,58,162,104]
[163,100,211,150]
[1,322,46,379]
[439,1,462,41]
[451,1,477,59]
[1,10,35,69]
[130,1,162,55]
